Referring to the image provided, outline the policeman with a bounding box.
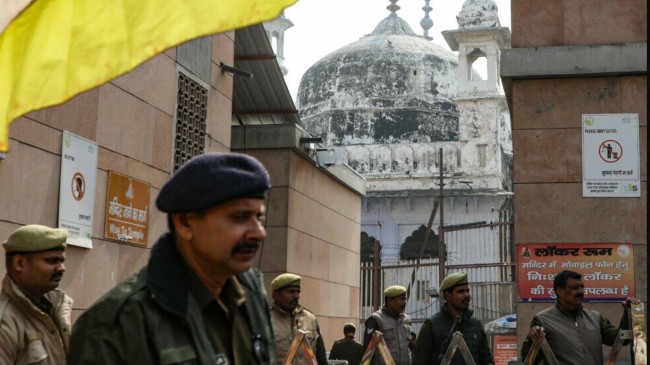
[270,273,328,365]
[69,152,277,364]
[1,225,72,364]
[363,285,412,364]
[329,323,364,365]
[412,272,494,365]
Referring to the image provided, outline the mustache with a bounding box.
[231,241,260,255]
[51,273,63,281]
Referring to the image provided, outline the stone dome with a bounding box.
[457,0,500,29]
[297,12,467,146]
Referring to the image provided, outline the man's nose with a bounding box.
[250,220,267,240]
[57,263,66,272]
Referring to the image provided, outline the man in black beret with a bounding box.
[1,224,72,365]
[69,152,277,365]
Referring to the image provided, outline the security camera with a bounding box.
[316,150,336,167]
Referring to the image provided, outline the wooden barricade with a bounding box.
[360,331,395,365]
[283,330,317,365]
[440,332,477,365]
[631,303,647,365]
[522,337,558,365]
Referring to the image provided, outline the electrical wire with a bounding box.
[407,299,439,316]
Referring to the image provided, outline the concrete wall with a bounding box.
[0,32,236,323]
[504,0,647,362]
[240,149,363,350]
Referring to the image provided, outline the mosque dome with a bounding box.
[457,0,500,29]
[297,7,468,146]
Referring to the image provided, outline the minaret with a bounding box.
[263,11,293,76]
[441,0,512,187]
[420,0,433,40]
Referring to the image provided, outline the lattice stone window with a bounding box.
[174,72,207,171]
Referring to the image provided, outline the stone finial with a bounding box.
[420,0,433,40]
[457,0,500,29]
[387,0,400,15]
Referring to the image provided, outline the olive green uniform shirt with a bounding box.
[187,265,252,364]
[329,337,363,365]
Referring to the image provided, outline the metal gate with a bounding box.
[360,219,515,334]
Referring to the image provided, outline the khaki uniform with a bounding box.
[270,304,327,365]
[0,276,72,365]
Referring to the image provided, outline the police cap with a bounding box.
[383,285,407,298]
[440,271,468,292]
[156,152,271,213]
[3,225,67,253]
[271,273,301,291]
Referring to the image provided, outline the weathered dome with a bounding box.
[457,0,500,29]
[297,13,464,145]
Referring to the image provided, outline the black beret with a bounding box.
[156,152,271,213]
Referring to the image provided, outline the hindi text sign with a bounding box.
[104,171,150,246]
[518,243,635,302]
[492,335,518,365]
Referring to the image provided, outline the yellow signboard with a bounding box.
[104,171,150,246]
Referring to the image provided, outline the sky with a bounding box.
[279,0,511,102]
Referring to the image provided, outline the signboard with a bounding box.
[492,335,518,365]
[518,243,635,302]
[104,171,150,246]
[582,114,640,197]
[58,131,98,248]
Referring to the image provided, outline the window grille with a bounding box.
[174,73,207,171]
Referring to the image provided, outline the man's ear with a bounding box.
[11,254,28,273]
[172,214,193,241]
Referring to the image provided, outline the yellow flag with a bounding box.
[0,0,298,152]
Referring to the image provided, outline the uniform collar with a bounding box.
[187,263,246,311]
[2,276,59,314]
[147,233,190,316]
[381,305,403,319]
[272,303,304,316]
[441,303,473,322]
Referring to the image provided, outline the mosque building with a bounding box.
[269,0,515,324]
